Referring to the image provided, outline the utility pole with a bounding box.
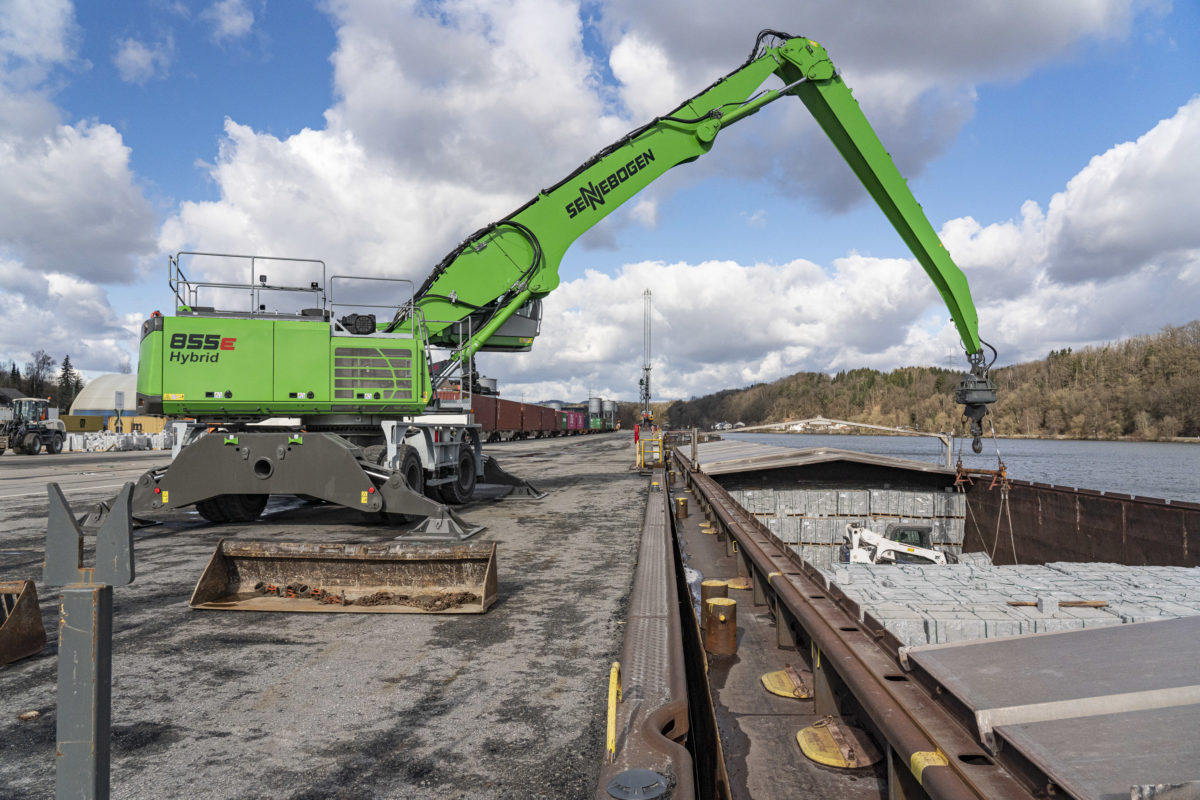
[638,289,652,426]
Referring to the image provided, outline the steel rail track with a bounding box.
[673,450,1039,800]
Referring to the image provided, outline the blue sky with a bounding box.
[1,1,1198,403]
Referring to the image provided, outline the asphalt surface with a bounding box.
[0,434,646,799]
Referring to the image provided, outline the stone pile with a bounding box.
[730,486,966,567]
[812,561,1200,647]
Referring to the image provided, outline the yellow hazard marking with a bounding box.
[360,490,369,504]
[910,750,949,783]
[161,490,168,505]
[725,576,751,591]
[767,571,782,584]
[166,393,184,401]
[606,661,622,763]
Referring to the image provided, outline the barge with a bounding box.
[1,432,1198,799]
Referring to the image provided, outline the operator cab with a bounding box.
[13,398,49,421]
[884,524,933,550]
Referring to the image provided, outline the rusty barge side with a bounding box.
[963,478,1200,567]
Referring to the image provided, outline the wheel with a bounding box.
[362,444,388,467]
[436,444,476,505]
[195,494,268,523]
[22,434,41,455]
[47,433,63,454]
[398,445,424,494]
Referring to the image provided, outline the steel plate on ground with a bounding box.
[189,539,498,613]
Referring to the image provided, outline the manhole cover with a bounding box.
[607,768,668,799]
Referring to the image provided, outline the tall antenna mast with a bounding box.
[639,289,652,425]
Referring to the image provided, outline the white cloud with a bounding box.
[152,0,1189,400]
[161,119,511,285]
[0,263,137,375]
[741,209,766,229]
[592,1,1146,210]
[629,198,658,229]
[202,0,254,43]
[0,118,157,282]
[941,96,1200,362]
[114,35,173,84]
[480,254,941,400]
[608,33,682,121]
[0,0,77,86]
[323,0,627,191]
[0,0,156,375]
[4,0,1187,390]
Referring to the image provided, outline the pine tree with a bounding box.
[9,362,22,393]
[57,355,79,411]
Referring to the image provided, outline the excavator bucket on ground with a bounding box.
[190,539,498,614]
[0,580,47,665]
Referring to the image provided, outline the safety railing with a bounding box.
[636,433,663,469]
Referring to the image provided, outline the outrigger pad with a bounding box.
[406,505,486,541]
[0,580,47,665]
[480,455,547,500]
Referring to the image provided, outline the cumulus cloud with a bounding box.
[324,0,627,191]
[0,0,78,86]
[592,0,1145,210]
[114,35,173,83]
[941,97,1200,363]
[480,254,942,400]
[0,260,138,374]
[152,0,1187,400]
[0,0,156,373]
[4,0,1186,390]
[202,0,255,43]
[161,119,513,285]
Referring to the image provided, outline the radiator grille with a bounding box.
[332,346,416,399]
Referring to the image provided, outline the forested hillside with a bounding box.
[665,322,1200,440]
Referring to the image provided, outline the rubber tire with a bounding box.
[22,434,41,455]
[47,433,63,454]
[436,444,476,505]
[398,445,424,495]
[195,494,269,524]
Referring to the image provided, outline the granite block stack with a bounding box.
[730,487,966,567]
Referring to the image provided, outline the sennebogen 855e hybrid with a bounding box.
[129,30,996,536]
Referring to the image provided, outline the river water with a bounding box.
[723,432,1200,504]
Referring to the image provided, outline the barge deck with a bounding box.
[2,433,1198,799]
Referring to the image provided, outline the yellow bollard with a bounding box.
[675,496,688,519]
[704,597,738,655]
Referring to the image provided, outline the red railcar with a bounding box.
[473,396,565,441]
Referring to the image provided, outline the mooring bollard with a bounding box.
[675,496,688,519]
[704,597,738,655]
[700,580,728,628]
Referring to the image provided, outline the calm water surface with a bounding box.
[725,433,1200,504]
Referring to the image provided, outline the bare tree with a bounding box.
[24,350,57,397]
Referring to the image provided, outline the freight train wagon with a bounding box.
[473,396,618,441]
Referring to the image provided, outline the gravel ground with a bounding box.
[0,433,645,799]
